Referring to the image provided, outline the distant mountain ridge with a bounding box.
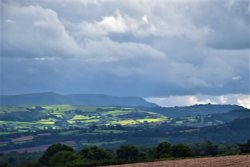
[141,104,246,118]
[0,92,158,107]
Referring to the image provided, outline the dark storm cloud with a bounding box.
[195,0,249,50]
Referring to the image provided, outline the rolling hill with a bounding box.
[0,92,157,107]
[0,104,249,153]
[168,108,250,127]
[143,104,245,118]
[168,117,250,143]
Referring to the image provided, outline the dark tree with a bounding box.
[0,162,10,167]
[39,144,74,165]
[23,161,43,167]
[239,140,250,153]
[116,145,141,161]
[217,144,240,155]
[154,142,172,158]
[48,151,79,167]
[192,141,219,156]
[79,146,112,161]
[202,141,218,156]
[171,144,193,157]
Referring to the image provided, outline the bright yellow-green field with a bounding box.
[108,117,168,125]
[42,105,98,112]
[102,110,132,116]
[37,121,55,125]
[136,117,169,123]
[0,105,170,133]
[67,118,100,124]
[117,120,136,125]
[36,118,56,125]
[70,115,99,121]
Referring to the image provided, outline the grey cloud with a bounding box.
[0,0,249,97]
[2,2,83,58]
[191,0,249,50]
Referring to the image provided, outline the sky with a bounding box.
[1,0,250,108]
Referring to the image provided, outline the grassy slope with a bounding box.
[0,105,168,133]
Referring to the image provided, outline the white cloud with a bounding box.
[232,75,241,80]
[75,10,155,39]
[147,95,215,107]
[147,94,250,109]
[97,11,133,33]
[219,96,227,104]
[237,96,250,109]
[142,15,148,23]
[2,3,83,58]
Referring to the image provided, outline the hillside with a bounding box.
[167,108,250,127]
[105,155,250,167]
[0,105,168,132]
[0,92,157,107]
[168,118,250,143]
[143,104,245,118]
[0,104,249,153]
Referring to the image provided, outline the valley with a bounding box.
[0,103,250,153]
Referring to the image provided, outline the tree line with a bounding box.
[1,140,250,167]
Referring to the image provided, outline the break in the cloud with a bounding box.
[147,94,250,109]
[1,0,249,107]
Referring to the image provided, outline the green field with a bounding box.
[1,104,235,134]
[0,104,249,154]
[0,105,169,133]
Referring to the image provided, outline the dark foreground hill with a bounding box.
[105,155,250,167]
[0,92,157,107]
